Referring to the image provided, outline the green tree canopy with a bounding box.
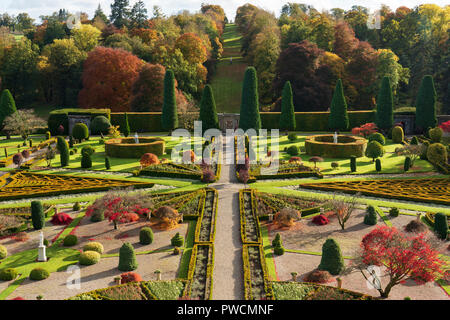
[415,75,437,131]
[279,81,296,131]
[239,67,261,131]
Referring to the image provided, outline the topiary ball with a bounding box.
[364,206,378,225]
[0,268,18,281]
[365,140,384,161]
[391,126,404,144]
[389,208,400,217]
[429,127,443,143]
[171,233,184,247]
[368,132,386,145]
[90,116,111,135]
[29,268,49,281]
[79,251,101,266]
[81,154,92,169]
[83,242,104,254]
[63,234,78,247]
[81,145,95,157]
[0,245,7,259]
[286,145,299,156]
[273,245,285,256]
[427,143,447,166]
[73,202,81,211]
[139,227,154,245]
[72,123,89,142]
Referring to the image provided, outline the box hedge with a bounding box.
[48,109,110,135]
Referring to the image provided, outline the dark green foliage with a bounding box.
[81,154,92,169]
[375,77,394,131]
[389,208,400,217]
[29,268,49,281]
[287,132,298,142]
[273,245,285,256]
[404,156,411,171]
[56,136,69,167]
[420,141,430,160]
[0,245,6,259]
[161,70,178,131]
[90,210,104,222]
[199,84,219,132]
[279,81,296,131]
[69,136,74,148]
[171,233,184,247]
[426,143,447,165]
[272,233,282,247]
[350,156,357,172]
[368,132,386,145]
[239,67,261,131]
[318,238,344,275]
[81,145,95,157]
[72,123,89,142]
[0,268,18,281]
[286,145,299,156]
[410,136,419,145]
[328,79,349,131]
[392,126,404,144]
[364,206,378,225]
[63,234,78,246]
[429,127,443,143]
[31,200,45,230]
[122,113,130,137]
[375,159,381,172]
[118,242,138,271]
[365,141,384,161]
[415,75,437,132]
[73,202,81,211]
[90,116,111,135]
[105,156,111,170]
[0,89,17,127]
[139,227,154,245]
[434,213,448,240]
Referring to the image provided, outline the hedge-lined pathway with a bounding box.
[210,135,243,299]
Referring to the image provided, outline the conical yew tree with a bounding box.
[328,79,349,131]
[415,75,437,132]
[161,70,178,131]
[375,77,394,131]
[279,81,296,131]
[0,89,17,127]
[239,67,261,131]
[199,84,219,133]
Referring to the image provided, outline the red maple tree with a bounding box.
[349,226,446,298]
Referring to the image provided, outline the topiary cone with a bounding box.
[118,242,138,271]
[31,200,45,230]
[434,213,448,240]
[318,238,344,275]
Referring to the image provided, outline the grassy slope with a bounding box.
[210,24,247,113]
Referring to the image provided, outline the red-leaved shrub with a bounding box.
[304,269,334,283]
[312,215,329,225]
[120,272,143,284]
[50,213,74,225]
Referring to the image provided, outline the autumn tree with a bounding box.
[130,63,165,112]
[333,22,359,61]
[78,47,144,112]
[174,33,207,65]
[72,24,101,52]
[3,109,46,141]
[327,193,358,230]
[346,226,445,298]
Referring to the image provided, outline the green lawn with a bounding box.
[210,24,247,113]
[0,134,48,160]
[251,134,435,175]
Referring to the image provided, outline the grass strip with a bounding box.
[177,220,197,279]
[260,225,278,281]
[0,276,26,300]
[284,249,353,260]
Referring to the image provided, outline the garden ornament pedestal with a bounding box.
[37,231,47,262]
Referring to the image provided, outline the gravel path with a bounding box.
[210,136,244,300]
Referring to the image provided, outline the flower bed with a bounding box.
[239,189,261,244]
[185,244,214,300]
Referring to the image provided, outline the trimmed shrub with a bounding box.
[434,213,448,240]
[239,67,261,131]
[73,202,81,211]
[29,268,49,281]
[403,156,411,172]
[318,238,345,275]
[173,247,181,255]
[0,268,18,281]
[272,233,282,247]
[350,156,357,172]
[375,76,394,131]
[81,145,95,157]
[139,227,154,245]
[50,213,73,225]
[286,145,299,156]
[389,208,400,217]
[328,79,349,131]
[120,272,142,284]
[429,127,443,143]
[312,215,329,225]
[201,168,216,183]
[331,162,339,170]
[79,251,101,266]
[90,116,111,135]
[410,136,419,145]
[405,220,427,233]
[0,89,17,126]
[63,234,78,247]
[83,242,104,254]
[364,206,378,225]
[69,135,74,148]
[81,154,92,169]
[161,70,178,131]
[122,113,130,137]
[392,126,404,143]
[427,143,447,166]
[287,132,298,142]
[199,84,219,132]
[118,243,138,271]
[0,245,7,259]
[90,210,104,222]
[273,245,285,256]
[304,269,333,284]
[31,201,45,230]
[420,141,430,160]
[105,156,111,170]
[365,140,384,161]
[72,123,89,142]
[279,81,296,131]
[375,159,381,172]
[171,233,184,247]
[415,75,437,132]
[56,136,69,167]
[12,153,23,167]
[368,132,386,145]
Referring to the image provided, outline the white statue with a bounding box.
[333,131,338,144]
[134,132,139,144]
[37,231,47,262]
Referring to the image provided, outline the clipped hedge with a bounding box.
[83,242,104,254]
[305,135,367,158]
[0,245,7,259]
[79,251,101,266]
[48,109,110,135]
[29,267,49,281]
[105,137,165,158]
[0,268,18,281]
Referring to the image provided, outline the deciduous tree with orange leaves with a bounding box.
[175,33,207,65]
[78,47,144,112]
